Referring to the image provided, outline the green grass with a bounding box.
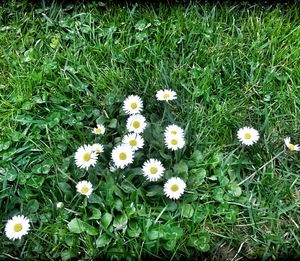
[0,1,300,260]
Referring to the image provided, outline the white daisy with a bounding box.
[164,177,186,200]
[142,159,165,182]
[92,124,105,135]
[76,180,93,198]
[122,133,144,151]
[237,127,260,146]
[126,114,147,134]
[284,137,300,151]
[92,143,104,154]
[5,215,30,240]
[164,124,184,137]
[75,144,98,170]
[164,133,185,151]
[56,202,64,208]
[123,95,143,115]
[156,89,177,101]
[111,144,134,169]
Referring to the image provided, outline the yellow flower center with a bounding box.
[83,152,91,161]
[170,184,179,192]
[288,144,295,151]
[131,102,137,109]
[171,139,178,145]
[129,139,137,146]
[133,121,140,129]
[13,223,23,232]
[171,130,177,135]
[150,167,158,174]
[244,133,252,140]
[81,186,89,194]
[119,152,127,160]
[95,128,102,134]
[163,93,170,100]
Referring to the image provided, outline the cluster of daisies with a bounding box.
[237,126,299,151]
[5,91,299,242]
[74,89,186,203]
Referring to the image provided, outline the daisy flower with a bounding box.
[164,133,185,151]
[164,177,186,200]
[92,143,104,154]
[142,159,165,182]
[126,114,147,134]
[237,127,260,146]
[92,124,105,135]
[156,89,177,101]
[56,202,64,208]
[164,124,184,137]
[76,180,93,198]
[75,144,98,170]
[111,144,134,169]
[284,137,300,151]
[123,95,143,115]
[5,215,30,240]
[122,133,144,151]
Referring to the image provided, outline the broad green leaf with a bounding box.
[21,101,33,110]
[88,194,102,204]
[89,208,101,220]
[188,232,210,252]
[212,188,224,203]
[209,152,223,168]
[64,235,78,247]
[127,222,141,238]
[61,250,74,261]
[113,199,123,211]
[108,118,117,129]
[125,202,136,217]
[96,233,111,248]
[188,168,206,187]
[166,202,177,212]
[6,168,18,181]
[162,225,184,240]
[50,35,60,49]
[68,218,85,234]
[46,111,61,128]
[199,243,210,252]
[229,183,242,197]
[189,150,204,167]
[96,116,107,125]
[147,229,163,240]
[101,213,113,229]
[27,199,39,212]
[113,213,128,230]
[0,141,11,151]
[173,161,188,175]
[225,211,237,223]
[58,182,71,193]
[27,176,44,188]
[219,176,230,186]
[146,185,163,197]
[181,204,194,218]
[163,239,177,251]
[32,161,52,174]
[158,151,172,160]
[84,223,98,236]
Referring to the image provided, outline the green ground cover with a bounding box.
[0,1,299,260]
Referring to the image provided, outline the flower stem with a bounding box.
[161,103,168,123]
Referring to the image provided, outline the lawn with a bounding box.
[0,1,300,260]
